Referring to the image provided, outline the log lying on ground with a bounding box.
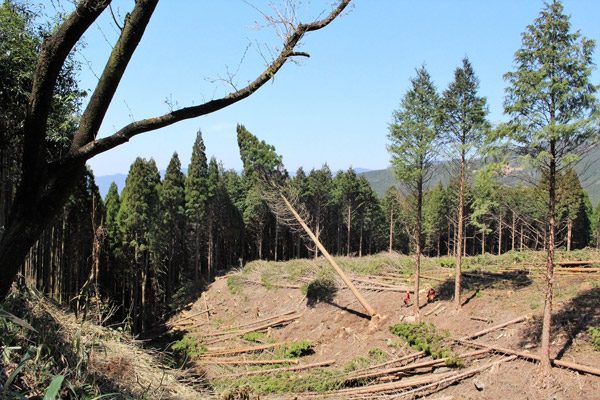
[420,275,447,282]
[201,313,301,344]
[458,339,600,376]
[459,315,527,341]
[204,310,298,337]
[202,341,292,357]
[217,360,335,379]
[198,358,299,365]
[350,277,412,291]
[424,303,443,317]
[344,349,490,384]
[335,351,425,381]
[301,355,514,399]
[389,356,517,400]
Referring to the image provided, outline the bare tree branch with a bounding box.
[57,0,351,167]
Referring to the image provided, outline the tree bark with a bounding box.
[454,149,465,311]
[540,139,557,372]
[389,203,394,253]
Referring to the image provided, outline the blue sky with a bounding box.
[76,1,600,178]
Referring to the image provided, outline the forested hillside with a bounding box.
[363,143,600,207]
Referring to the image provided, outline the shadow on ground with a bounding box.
[518,287,600,358]
[433,269,534,305]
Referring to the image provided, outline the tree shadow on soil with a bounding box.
[518,287,600,359]
[323,300,371,320]
[432,269,534,306]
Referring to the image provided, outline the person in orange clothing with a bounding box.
[403,291,410,307]
[427,287,436,303]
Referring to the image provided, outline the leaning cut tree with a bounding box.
[0,0,351,299]
[259,174,377,318]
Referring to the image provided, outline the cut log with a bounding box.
[459,339,600,376]
[198,358,299,365]
[217,359,335,379]
[219,310,296,332]
[337,351,425,380]
[344,349,490,383]
[202,341,292,357]
[420,275,447,282]
[459,315,527,341]
[202,313,300,344]
[424,303,443,317]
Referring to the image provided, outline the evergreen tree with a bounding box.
[185,130,209,283]
[118,157,162,332]
[387,66,440,319]
[439,57,490,311]
[103,182,122,305]
[382,186,409,254]
[161,153,187,302]
[306,165,333,258]
[423,182,449,257]
[502,0,599,370]
[333,168,361,256]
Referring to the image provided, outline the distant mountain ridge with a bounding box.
[360,145,600,207]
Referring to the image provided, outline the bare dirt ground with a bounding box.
[171,255,600,399]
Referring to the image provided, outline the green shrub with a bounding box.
[280,340,314,358]
[242,331,266,343]
[302,269,337,305]
[389,322,462,367]
[589,327,600,351]
[171,334,206,366]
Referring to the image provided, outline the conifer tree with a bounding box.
[161,153,186,301]
[306,165,333,258]
[185,130,209,283]
[502,0,599,370]
[439,57,490,311]
[333,168,361,256]
[118,157,161,332]
[387,66,440,319]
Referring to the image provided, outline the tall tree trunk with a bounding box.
[314,206,321,259]
[512,212,516,251]
[454,152,465,312]
[498,217,503,255]
[274,222,279,261]
[520,223,524,251]
[389,204,394,254]
[414,177,423,320]
[567,220,572,252]
[346,205,351,256]
[482,228,485,255]
[540,139,557,372]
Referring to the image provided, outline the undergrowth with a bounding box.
[389,322,463,367]
[589,327,600,351]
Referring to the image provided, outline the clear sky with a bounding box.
[75,0,600,178]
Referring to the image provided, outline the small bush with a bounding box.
[389,322,462,367]
[302,269,337,305]
[242,331,265,343]
[368,348,387,363]
[282,340,314,358]
[589,327,600,351]
[171,334,206,366]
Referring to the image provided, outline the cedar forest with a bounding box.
[1,0,600,397]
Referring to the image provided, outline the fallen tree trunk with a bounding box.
[459,339,600,376]
[302,356,513,398]
[198,358,299,365]
[202,314,300,344]
[344,349,490,384]
[217,360,335,379]
[202,341,292,357]
[219,310,297,332]
[459,315,527,341]
[167,308,215,327]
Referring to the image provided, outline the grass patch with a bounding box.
[227,275,244,295]
[242,331,266,343]
[275,341,314,359]
[589,327,600,351]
